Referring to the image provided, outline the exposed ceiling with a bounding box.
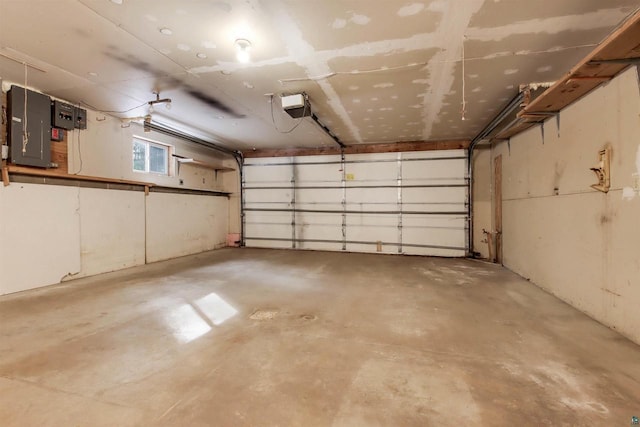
[1,0,638,150]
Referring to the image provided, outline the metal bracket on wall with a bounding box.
[590,146,611,193]
[397,152,403,254]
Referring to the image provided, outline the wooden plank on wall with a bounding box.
[50,133,68,174]
[243,140,470,158]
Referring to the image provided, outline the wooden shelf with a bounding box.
[492,10,640,141]
[522,10,640,116]
[5,165,154,187]
[176,158,235,171]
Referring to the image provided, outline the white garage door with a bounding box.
[243,149,468,257]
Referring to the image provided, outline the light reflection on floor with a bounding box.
[163,293,238,343]
[195,293,238,326]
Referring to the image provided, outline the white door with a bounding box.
[243,149,468,257]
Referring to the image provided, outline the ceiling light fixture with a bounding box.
[148,91,172,113]
[110,0,123,4]
[159,27,173,36]
[235,38,251,63]
[196,52,207,59]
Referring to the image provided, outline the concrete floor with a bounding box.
[1,249,639,426]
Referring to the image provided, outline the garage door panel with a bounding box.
[243,150,468,256]
[245,189,291,204]
[403,187,466,204]
[346,242,398,254]
[347,163,397,182]
[347,187,396,207]
[298,241,343,251]
[244,165,292,184]
[402,158,466,181]
[245,238,291,249]
[295,164,341,183]
[403,227,466,248]
[296,213,342,240]
[347,214,398,243]
[296,188,342,204]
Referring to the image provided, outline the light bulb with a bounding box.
[235,39,251,63]
[165,102,171,110]
[237,50,250,63]
[148,104,154,113]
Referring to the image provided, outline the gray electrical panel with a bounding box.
[7,85,51,168]
[52,100,75,130]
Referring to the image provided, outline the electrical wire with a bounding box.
[278,62,427,84]
[79,100,149,115]
[269,94,307,134]
[277,43,599,85]
[74,129,83,175]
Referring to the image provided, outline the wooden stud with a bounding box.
[2,166,9,187]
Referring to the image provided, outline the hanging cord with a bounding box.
[461,35,467,121]
[270,94,307,134]
[22,63,29,153]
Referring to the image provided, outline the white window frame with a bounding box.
[132,136,172,176]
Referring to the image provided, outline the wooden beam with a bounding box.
[7,165,154,187]
[243,140,470,158]
[522,9,640,115]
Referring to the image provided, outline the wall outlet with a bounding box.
[1,145,8,160]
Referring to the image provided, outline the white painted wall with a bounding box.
[0,183,81,295]
[0,184,230,295]
[77,188,146,278]
[146,192,229,263]
[476,67,640,344]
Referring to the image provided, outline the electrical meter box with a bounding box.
[7,85,51,168]
[52,100,75,130]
